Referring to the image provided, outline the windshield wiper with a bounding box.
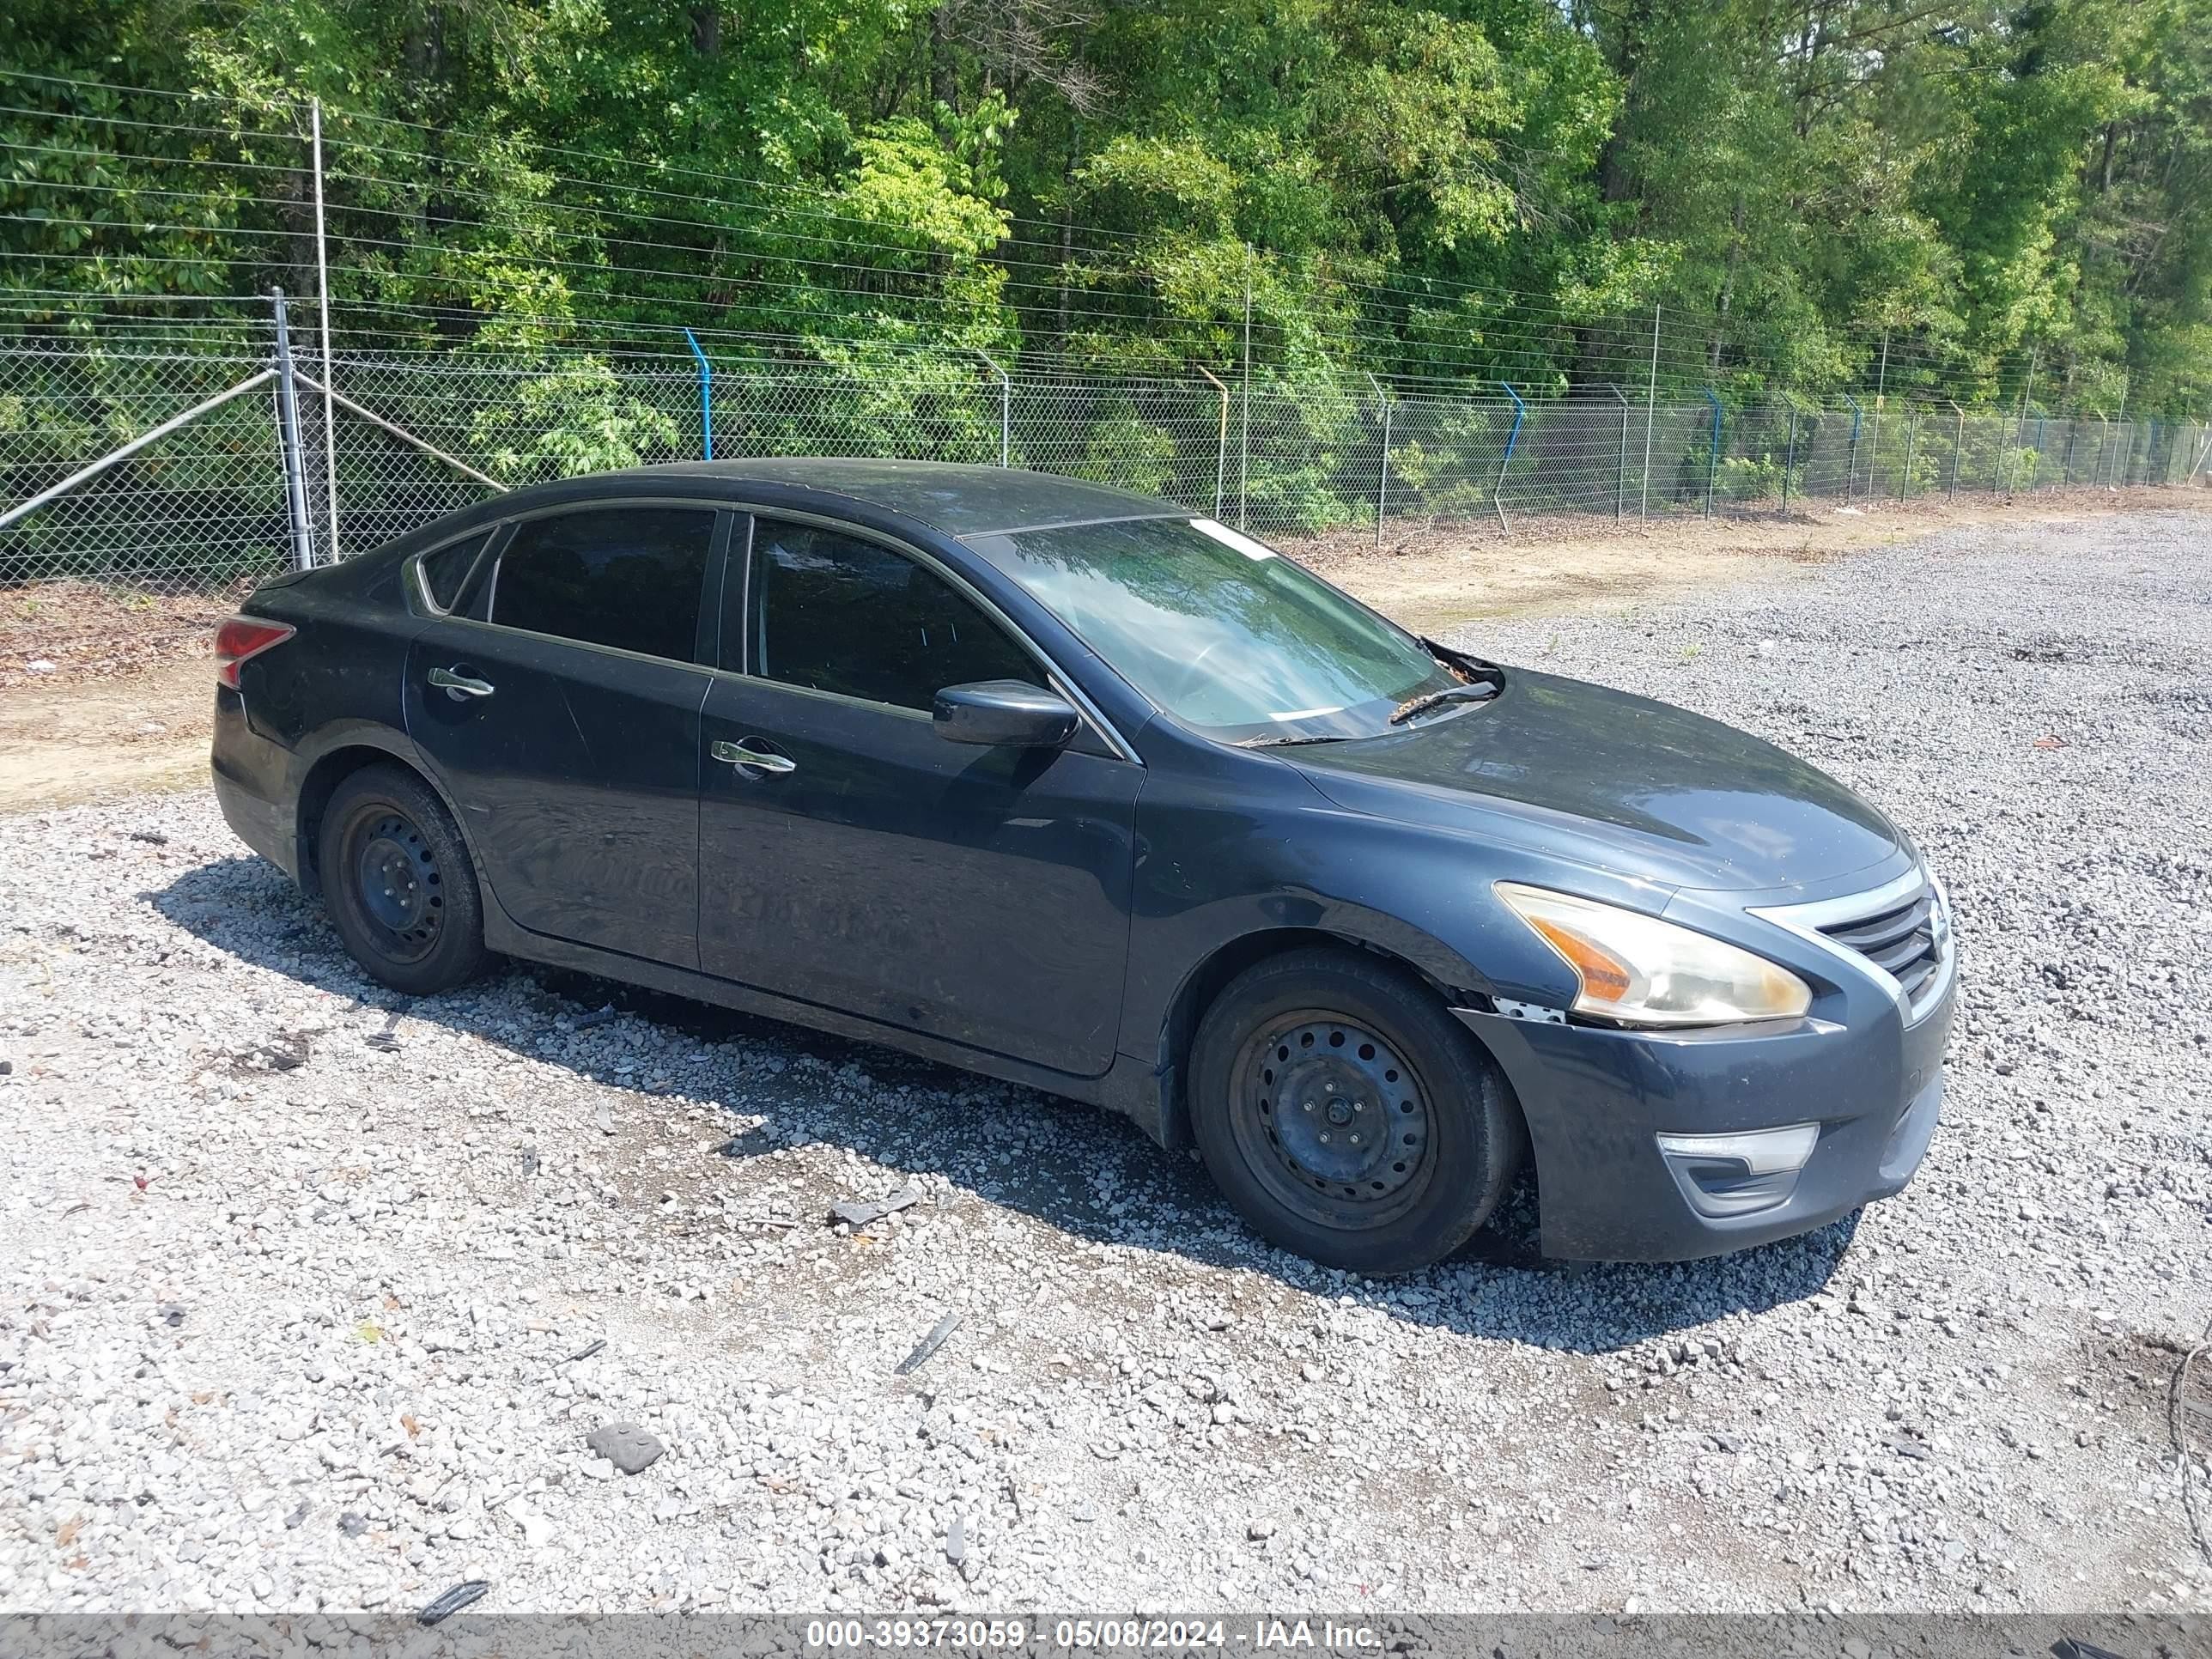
[1389,682,1500,726]
[1237,732,1353,749]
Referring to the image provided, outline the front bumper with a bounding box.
[1454,967,1954,1261]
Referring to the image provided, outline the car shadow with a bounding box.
[149,854,1856,1356]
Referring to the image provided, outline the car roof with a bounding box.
[586,459,1183,538]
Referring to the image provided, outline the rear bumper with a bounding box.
[210,687,300,881]
[1455,973,1954,1261]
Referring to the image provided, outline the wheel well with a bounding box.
[295,745,425,881]
[1157,927,1473,1148]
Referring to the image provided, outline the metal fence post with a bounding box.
[1237,246,1253,530]
[1365,372,1393,550]
[310,97,339,564]
[269,289,314,574]
[2009,342,2038,495]
[976,350,1010,467]
[684,329,714,460]
[1608,385,1631,520]
[1782,406,1797,508]
[1641,303,1659,520]
[2063,418,2078,487]
[1495,382,1526,533]
[1842,394,1863,500]
[1948,402,1965,498]
[1701,387,1723,518]
[1196,366,1230,519]
[1870,332,1888,496]
[1899,410,1915,501]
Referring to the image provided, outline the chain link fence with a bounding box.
[3,326,2207,594]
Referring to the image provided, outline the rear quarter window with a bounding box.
[416,532,493,611]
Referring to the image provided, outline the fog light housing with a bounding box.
[1656,1123,1820,1218]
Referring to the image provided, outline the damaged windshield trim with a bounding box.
[1389,682,1503,726]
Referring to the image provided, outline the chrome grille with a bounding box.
[1819,889,1943,1006]
[1749,866,1954,1024]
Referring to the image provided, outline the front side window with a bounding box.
[744,519,1041,710]
[964,517,1461,741]
[490,506,715,661]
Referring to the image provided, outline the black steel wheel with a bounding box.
[1229,1011,1437,1231]
[318,763,489,995]
[347,810,444,963]
[1189,949,1522,1273]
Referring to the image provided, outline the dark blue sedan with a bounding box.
[210,460,1955,1273]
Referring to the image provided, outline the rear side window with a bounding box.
[490,507,714,662]
[416,532,491,611]
[744,520,1040,710]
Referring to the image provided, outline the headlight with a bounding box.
[1494,883,1812,1027]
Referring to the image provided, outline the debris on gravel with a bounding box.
[896,1314,964,1377]
[830,1186,923,1231]
[0,512,2204,1615]
[584,1422,666,1476]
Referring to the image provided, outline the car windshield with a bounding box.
[968,516,1465,742]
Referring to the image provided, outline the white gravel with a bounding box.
[0,510,2205,1617]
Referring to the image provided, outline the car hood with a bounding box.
[1288,667,1901,892]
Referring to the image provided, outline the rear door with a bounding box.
[696,514,1141,1076]
[404,502,725,968]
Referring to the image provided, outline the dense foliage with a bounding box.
[2,0,2207,413]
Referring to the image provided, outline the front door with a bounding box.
[404,503,723,968]
[697,516,1140,1077]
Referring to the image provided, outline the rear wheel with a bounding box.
[1188,949,1521,1274]
[317,763,488,995]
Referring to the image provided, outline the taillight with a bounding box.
[215,616,296,690]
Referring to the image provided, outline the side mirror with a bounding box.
[932,680,1079,749]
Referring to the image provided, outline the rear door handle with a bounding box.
[428,666,495,699]
[710,738,796,775]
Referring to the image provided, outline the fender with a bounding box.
[286,720,489,896]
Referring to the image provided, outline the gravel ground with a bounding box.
[0,510,2206,1618]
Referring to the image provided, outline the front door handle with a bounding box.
[428,666,495,699]
[710,738,797,775]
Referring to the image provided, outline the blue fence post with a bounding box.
[683,329,713,461]
[1701,386,1723,518]
[1494,381,1526,532]
[1842,393,1863,501]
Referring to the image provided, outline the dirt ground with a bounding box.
[1,483,2203,812]
[1285,483,2210,633]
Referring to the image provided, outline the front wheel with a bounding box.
[1188,949,1522,1274]
[317,763,489,995]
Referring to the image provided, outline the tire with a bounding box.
[317,763,489,995]
[1188,948,1522,1275]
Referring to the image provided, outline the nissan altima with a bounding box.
[210,459,1955,1273]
